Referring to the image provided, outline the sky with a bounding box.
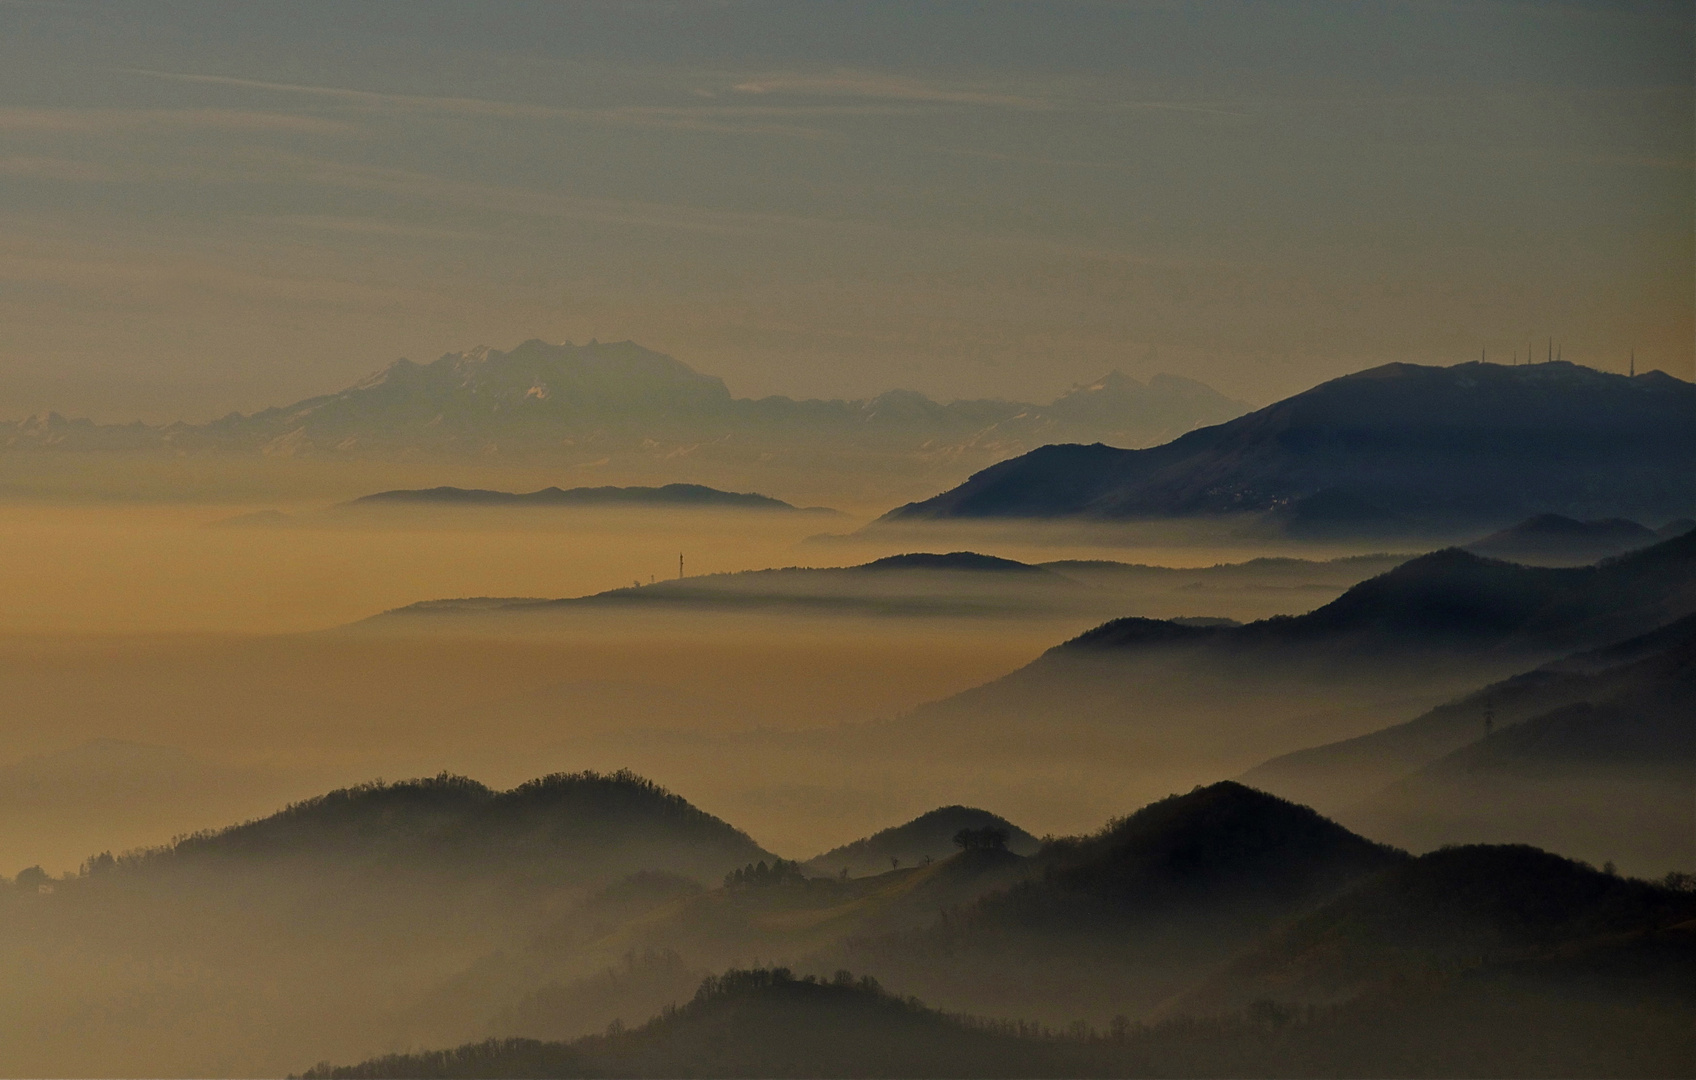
[0,0,1690,423]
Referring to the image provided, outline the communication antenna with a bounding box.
[1630,348,1635,377]
[679,552,684,580]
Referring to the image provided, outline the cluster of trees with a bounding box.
[953,826,1011,852]
[723,858,807,889]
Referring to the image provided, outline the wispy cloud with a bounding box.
[0,107,354,135]
[122,69,844,139]
[730,72,1051,110]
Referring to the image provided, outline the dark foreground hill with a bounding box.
[0,771,772,1078]
[884,361,1696,533]
[835,783,1404,1023]
[306,938,1696,1080]
[346,483,837,513]
[1171,844,1696,1017]
[875,531,1696,802]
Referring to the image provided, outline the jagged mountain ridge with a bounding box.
[884,360,1696,530]
[0,339,1246,460]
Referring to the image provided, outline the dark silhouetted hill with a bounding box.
[1465,513,1659,565]
[803,806,1040,878]
[149,770,770,886]
[0,772,774,1076]
[837,784,1402,1023]
[883,361,1696,531]
[305,944,1696,1079]
[854,551,1046,573]
[302,968,1110,1079]
[1171,844,1696,1018]
[346,483,835,513]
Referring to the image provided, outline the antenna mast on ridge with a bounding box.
[679,553,684,580]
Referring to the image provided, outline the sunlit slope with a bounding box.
[885,361,1696,532]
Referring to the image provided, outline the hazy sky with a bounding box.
[1,0,1689,422]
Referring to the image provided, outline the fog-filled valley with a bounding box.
[4,3,1693,1071]
[1,481,1691,1075]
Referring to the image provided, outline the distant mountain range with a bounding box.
[347,483,838,513]
[0,339,1246,468]
[884,361,1696,533]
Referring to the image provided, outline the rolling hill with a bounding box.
[883,361,1696,533]
[0,771,773,1078]
[803,806,1040,878]
[1464,513,1663,565]
[1169,843,1696,1017]
[835,783,1404,1024]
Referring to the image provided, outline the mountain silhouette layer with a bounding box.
[836,783,1403,1023]
[1,339,1245,464]
[1244,612,1696,803]
[871,531,1696,803]
[371,550,1404,625]
[884,361,1696,531]
[1171,843,1696,1017]
[347,483,834,513]
[1465,513,1662,565]
[803,806,1040,878]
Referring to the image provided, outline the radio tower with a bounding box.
[679,553,684,580]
